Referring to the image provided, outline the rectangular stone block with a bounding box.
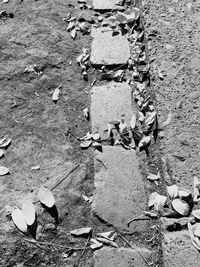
[91,82,132,139]
[94,247,151,267]
[90,27,130,65]
[93,0,124,11]
[92,146,147,232]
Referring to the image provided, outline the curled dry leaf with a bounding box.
[12,209,27,233]
[147,172,160,181]
[52,87,60,102]
[194,176,200,203]
[38,186,55,208]
[0,166,9,176]
[193,223,200,237]
[0,137,11,148]
[167,184,178,199]
[67,20,75,31]
[171,199,190,216]
[178,189,193,208]
[80,140,92,149]
[70,227,91,236]
[91,142,102,150]
[97,231,116,241]
[119,120,127,134]
[192,209,200,221]
[22,201,36,226]
[188,222,200,251]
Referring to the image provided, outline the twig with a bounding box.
[132,195,145,212]
[118,234,152,267]
[127,215,150,227]
[50,160,82,191]
[16,233,49,252]
[95,158,107,169]
[74,234,91,267]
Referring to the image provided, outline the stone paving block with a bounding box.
[90,27,130,65]
[91,82,132,139]
[93,0,124,11]
[92,146,147,232]
[94,247,151,267]
[163,230,200,267]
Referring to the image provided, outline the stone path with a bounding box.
[90,0,152,265]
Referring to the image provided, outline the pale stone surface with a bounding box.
[90,27,130,65]
[94,247,151,267]
[163,230,200,267]
[91,82,132,139]
[92,146,147,232]
[93,0,124,11]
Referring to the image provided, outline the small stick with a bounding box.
[16,234,49,252]
[118,234,152,267]
[74,234,91,267]
[95,158,107,169]
[127,215,150,227]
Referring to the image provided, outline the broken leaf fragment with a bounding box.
[97,231,116,241]
[171,199,190,216]
[70,227,92,236]
[96,237,118,248]
[71,28,77,39]
[130,113,136,129]
[12,209,27,233]
[0,166,9,176]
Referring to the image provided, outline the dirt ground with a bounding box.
[0,1,162,266]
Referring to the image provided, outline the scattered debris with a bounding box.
[23,65,41,75]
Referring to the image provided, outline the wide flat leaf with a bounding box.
[171,199,190,216]
[0,166,9,176]
[38,187,55,208]
[12,209,27,233]
[70,227,91,236]
[22,201,36,226]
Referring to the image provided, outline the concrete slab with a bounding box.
[93,0,124,11]
[91,82,132,139]
[94,247,151,267]
[92,146,147,232]
[163,230,200,267]
[90,27,130,65]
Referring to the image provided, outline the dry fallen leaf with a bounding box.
[71,28,77,39]
[147,172,160,181]
[92,133,100,141]
[67,20,75,31]
[96,237,118,248]
[90,238,103,250]
[70,227,91,236]
[12,209,27,233]
[178,189,193,207]
[22,201,36,226]
[0,166,9,176]
[52,87,60,102]
[97,231,116,241]
[167,184,179,199]
[171,199,190,216]
[148,192,167,211]
[80,140,92,149]
[188,221,200,251]
[192,209,200,221]
[38,186,55,208]
[0,137,11,148]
